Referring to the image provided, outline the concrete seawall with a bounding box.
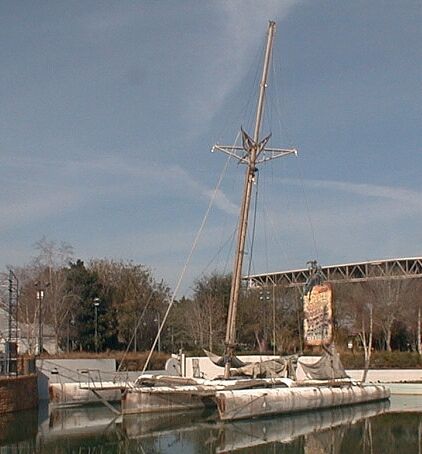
[345,368,422,383]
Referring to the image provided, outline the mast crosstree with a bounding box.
[212,21,297,378]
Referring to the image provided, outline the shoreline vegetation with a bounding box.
[3,238,421,363]
[34,350,422,371]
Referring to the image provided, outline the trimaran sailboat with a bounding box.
[121,20,389,420]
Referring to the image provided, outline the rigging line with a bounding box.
[296,155,319,261]
[202,225,237,275]
[246,170,260,280]
[215,42,263,145]
[223,228,236,276]
[265,200,290,266]
[262,176,270,274]
[255,171,269,275]
[245,39,268,133]
[114,288,157,377]
[271,47,319,261]
[261,167,290,266]
[271,50,294,148]
[206,155,238,274]
[140,133,240,375]
[263,50,274,140]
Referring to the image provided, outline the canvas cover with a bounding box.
[232,358,289,379]
[205,350,297,379]
[298,345,349,380]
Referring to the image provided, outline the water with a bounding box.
[0,397,421,453]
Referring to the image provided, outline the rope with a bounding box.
[296,156,319,261]
[246,170,260,279]
[271,51,319,261]
[202,226,237,275]
[140,134,239,375]
[114,289,156,377]
[230,391,269,419]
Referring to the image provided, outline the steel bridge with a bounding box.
[246,257,422,288]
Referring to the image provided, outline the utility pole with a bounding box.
[213,21,297,378]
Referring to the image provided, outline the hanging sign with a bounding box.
[303,283,333,346]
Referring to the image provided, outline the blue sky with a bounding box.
[1,1,421,295]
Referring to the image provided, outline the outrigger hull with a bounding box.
[215,383,390,421]
[121,375,390,421]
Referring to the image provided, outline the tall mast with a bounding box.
[213,21,297,378]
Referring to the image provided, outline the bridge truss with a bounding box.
[246,257,422,289]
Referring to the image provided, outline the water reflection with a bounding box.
[0,399,420,453]
[0,409,37,452]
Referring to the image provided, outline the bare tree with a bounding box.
[190,273,230,353]
[360,302,373,382]
[32,237,74,351]
[335,282,375,381]
[9,265,40,354]
[400,278,422,354]
[367,279,412,352]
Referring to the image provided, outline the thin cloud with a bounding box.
[181,1,303,139]
[246,177,422,273]
[290,179,422,210]
[0,153,240,228]
[0,190,82,232]
[204,188,238,216]
[66,155,240,216]
[261,178,422,235]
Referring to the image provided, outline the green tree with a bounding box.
[89,259,170,352]
[64,260,117,351]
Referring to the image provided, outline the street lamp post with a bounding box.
[93,298,100,353]
[259,288,277,355]
[36,289,44,355]
[35,282,49,356]
[67,314,75,353]
[259,289,270,349]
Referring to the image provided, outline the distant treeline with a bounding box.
[2,237,421,357]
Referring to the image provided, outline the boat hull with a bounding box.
[122,387,212,414]
[215,383,390,421]
[49,382,122,407]
[121,376,293,414]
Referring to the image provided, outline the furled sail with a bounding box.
[205,349,297,379]
[204,350,246,368]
